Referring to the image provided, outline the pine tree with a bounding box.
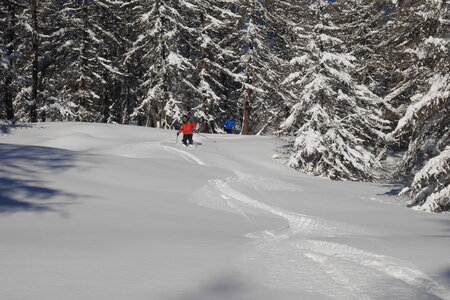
[184,0,239,132]
[281,0,386,181]
[401,145,450,212]
[340,0,399,109]
[3,0,59,122]
[385,0,449,212]
[45,0,123,122]
[1,0,24,121]
[113,0,143,125]
[224,0,290,135]
[128,0,199,128]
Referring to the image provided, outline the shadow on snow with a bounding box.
[0,123,34,135]
[442,268,450,288]
[0,143,82,214]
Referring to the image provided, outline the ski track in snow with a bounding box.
[163,146,206,166]
[192,171,450,300]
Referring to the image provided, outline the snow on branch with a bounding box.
[404,146,450,212]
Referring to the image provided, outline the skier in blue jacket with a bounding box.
[223,118,235,134]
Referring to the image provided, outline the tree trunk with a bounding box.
[3,3,16,120]
[122,75,131,124]
[200,118,209,132]
[241,87,253,135]
[146,102,158,127]
[30,0,39,122]
[101,88,110,123]
[3,76,15,121]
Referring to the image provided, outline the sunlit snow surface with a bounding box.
[1,123,449,300]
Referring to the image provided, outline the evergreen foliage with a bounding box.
[402,146,450,212]
[280,1,386,181]
[386,0,449,212]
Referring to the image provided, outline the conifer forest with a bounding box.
[1,0,449,212]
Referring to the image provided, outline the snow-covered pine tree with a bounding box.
[128,0,200,128]
[401,145,450,212]
[0,0,25,121]
[224,0,290,135]
[111,0,144,125]
[93,1,127,124]
[374,0,441,136]
[1,0,71,123]
[34,0,85,122]
[2,0,55,122]
[385,0,449,212]
[44,0,123,122]
[255,0,295,134]
[334,0,397,162]
[339,0,397,100]
[281,0,386,181]
[184,0,239,132]
[13,0,69,122]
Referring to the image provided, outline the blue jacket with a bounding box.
[223,120,235,130]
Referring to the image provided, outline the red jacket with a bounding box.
[179,122,196,135]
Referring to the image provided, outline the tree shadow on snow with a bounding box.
[0,143,83,214]
[376,183,405,197]
[0,123,34,135]
[163,273,248,300]
[442,268,450,287]
[166,273,305,300]
[380,187,403,196]
[421,219,450,234]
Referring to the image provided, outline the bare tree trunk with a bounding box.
[241,87,253,135]
[146,102,158,127]
[122,74,132,124]
[30,0,39,122]
[3,76,14,121]
[240,1,254,136]
[101,87,110,123]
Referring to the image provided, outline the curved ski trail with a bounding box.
[192,171,450,300]
[163,145,206,166]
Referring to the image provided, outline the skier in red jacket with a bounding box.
[177,115,197,146]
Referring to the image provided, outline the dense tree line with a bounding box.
[1,0,448,211]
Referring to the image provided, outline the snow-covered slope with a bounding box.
[1,123,449,300]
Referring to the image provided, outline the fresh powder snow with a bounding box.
[1,123,449,300]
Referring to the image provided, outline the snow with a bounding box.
[320,52,355,68]
[390,73,449,138]
[290,55,310,66]
[167,52,188,67]
[1,122,450,300]
[424,37,448,51]
[409,146,450,212]
[414,146,450,181]
[319,33,342,45]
